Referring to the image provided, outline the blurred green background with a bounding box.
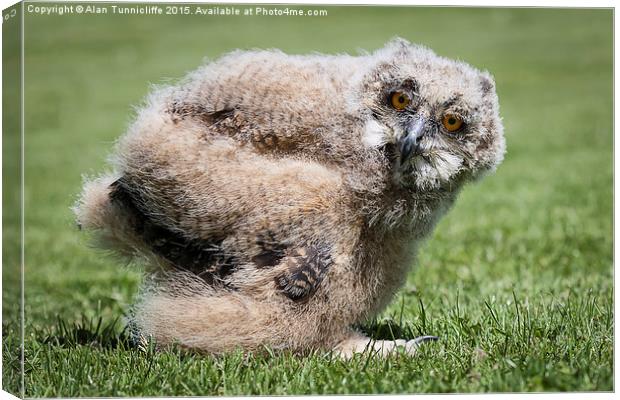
[3,5,613,396]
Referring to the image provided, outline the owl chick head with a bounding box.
[354,38,505,192]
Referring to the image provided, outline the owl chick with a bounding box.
[75,38,505,357]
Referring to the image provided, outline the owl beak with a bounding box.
[399,117,426,164]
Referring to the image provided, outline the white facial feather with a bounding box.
[362,119,389,148]
[395,150,464,190]
[432,150,464,181]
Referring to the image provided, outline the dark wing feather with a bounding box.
[274,244,333,302]
[109,177,237,286]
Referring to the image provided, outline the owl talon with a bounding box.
[411,335,439,345]
[400,335,438,353]
[335,333,440,358]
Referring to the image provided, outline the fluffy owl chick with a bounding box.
[75,38,505,357]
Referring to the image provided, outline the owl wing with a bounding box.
[167,101,320,155]
[108,177,237,286]
[253,241,333,302]
[107,176,337,301]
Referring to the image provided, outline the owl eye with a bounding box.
[442,114,464,132]
[390,91,411,111]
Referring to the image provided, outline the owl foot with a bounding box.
[334,333,438,359]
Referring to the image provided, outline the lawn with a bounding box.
[2,5,613,396]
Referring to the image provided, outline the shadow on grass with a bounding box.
[40,316,136,350]
[359,318,421,341]
[360,297,437,341]
[38,313,437,354]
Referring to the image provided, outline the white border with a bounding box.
[0,1,615,400]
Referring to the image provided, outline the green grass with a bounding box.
[2,5,613,396]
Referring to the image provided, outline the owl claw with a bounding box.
[411,335,439,345]
[335,333,439,358]
[401,335,439,355]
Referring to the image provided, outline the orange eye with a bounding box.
[390,91,411,111]
[442,114,464,132]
